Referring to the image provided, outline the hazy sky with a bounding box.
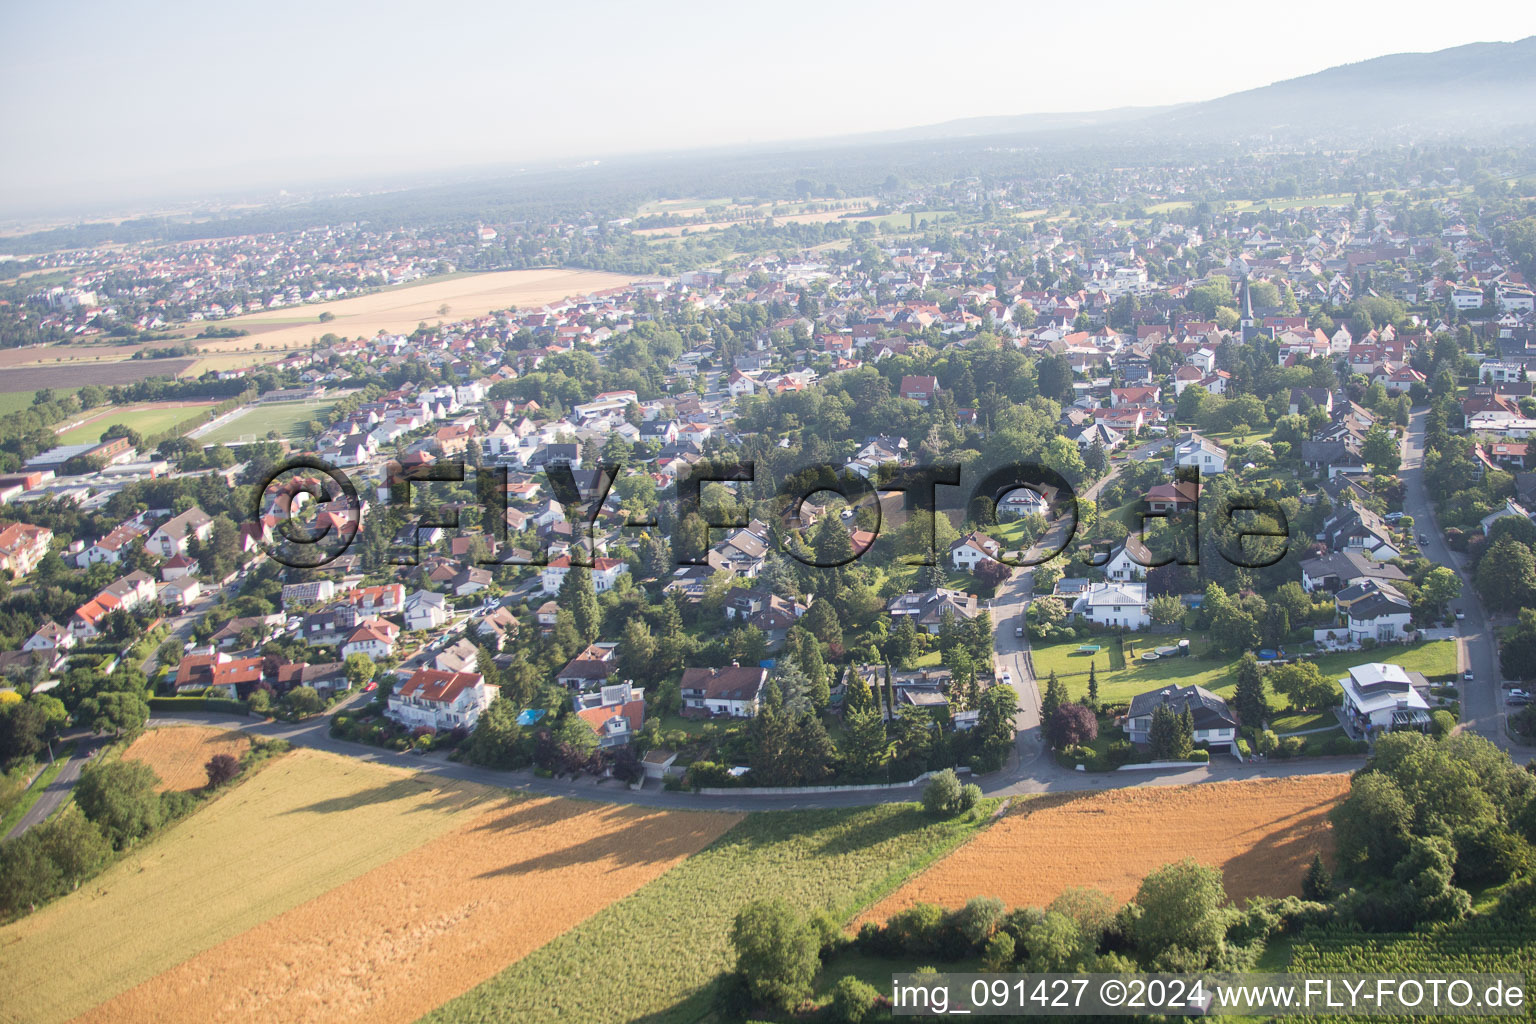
[3,1,1534,214]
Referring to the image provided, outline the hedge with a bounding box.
[147,695,248,715]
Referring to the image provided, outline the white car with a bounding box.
[1455,609,1466,620]
[1000,670,1013,684]
[1510,689,1532,701]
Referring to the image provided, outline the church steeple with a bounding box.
[1239,273,1255,329]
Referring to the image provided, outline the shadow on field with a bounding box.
[470,799,726,876]
[279,776,495,817]
[1221,801,1338,900]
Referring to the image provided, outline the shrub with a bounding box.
[1326,735,1357,756]
[1236,738,1252,758]
[1187,749,1210,763]
[921,769,963,816]
[1431,709,1456,738]
[948,896,1006,948]
[1105,739,1135,766]
[982,931,1017,972]
[957,783,982,813]
[204,753,240,787]
[1276,736,1307,759]
[829,975,879,1024]
[730,899,818,1011]
[885,902,946,956]
[1254,729,1279,755]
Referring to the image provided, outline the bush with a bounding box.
[1236,738,1252,758]
[1326,735,1357,756]
[921,769,963,816]
[1105,740,1135,767]
[1431,709,1457,738]
[885,902,945,956]
[1255,729,1279,754]
[957,782,981,813]
[730,899,819,1011]
[204,753,240,787]
[1275,735,1307,759]
[829,975,879,1024]
[1187,749,1210,763]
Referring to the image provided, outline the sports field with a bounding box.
[198,399,340,445]
[55,403,214,444]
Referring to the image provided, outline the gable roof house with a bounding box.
[950,532,1002,571]
[1125,684,1239,750]
[574,681,646,748]
[1335,579,1414,644]
[680,664,768,718]
[556,642,618,689]
[148,507,214,558]
[887,587,979,634]
[386,669,496,733]
[1070,581,1149,629]
[1321,504,1400,561]
[1173,433,1227,474]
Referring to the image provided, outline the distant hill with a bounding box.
[867,36,1536,146]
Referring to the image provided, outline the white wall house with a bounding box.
[950,533,1001,572]
[1339,662,1431,733]
[385,669,497,733]
[1070,581,1150,629]
[1174,434,1227,474]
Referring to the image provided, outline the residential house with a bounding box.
[1124,684,1239,751]
[1070,581,1149,629]
[403,590,450,631]
[1299,550,1410,594]
[1173,433,1227,474]
[1335,580,1414,644]
[540,555,628,595]
[887,587,980,634]
[574,681,646,748]
[1338,662,1431,734]
[147,506,213,558]
[386,669,497,732]
[950,532,1002,572]
[680,664,768,718]
[341,618,399,661]
[0,520,52,577]
[432,637,479,674]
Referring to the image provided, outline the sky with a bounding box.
[3,0,1535,215]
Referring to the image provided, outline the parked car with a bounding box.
[1014,626,1025,638]
[1509,689,1532,703]
[1464,671,1474,682]
[1510,695,1532,707]
[1455,609,1466,620]
[1418,533,1429,544]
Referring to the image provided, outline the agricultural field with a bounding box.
[854,775,1350,927]
[0,359,195,395]
[170,268,641,354]
[55,402,216,444]
[423,801,995,1024]
[198,398,341,445]
[120,726,252,792]
[0,749,500,1024]
[76,799,740,1024]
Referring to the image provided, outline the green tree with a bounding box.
[1149,593,1184,626]
[1147,704,1192,760]
[1362,425,1401,475]
[461,695,528,769]
[558,564,602,642]
[842,707,889,779]
[730,899,819,1010]
[74,759,163,849]
[76,691,149,738]
[1040,671,1066,728]
[285,685,324,716]
[344,652,376,689]
[1269,661,1337,711]
[1478,537,1536,613]
[1233,653,1268,730]
[829,976,879,1023]
[922,768,964,815]
[1132,859,1229,961]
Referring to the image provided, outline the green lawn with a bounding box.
[422,803,996,1024]
[1030,636,1459,707]
[0,390,77,417]
[199,399,338,445]
[1270,710,1336,734]
[56,405,204,444]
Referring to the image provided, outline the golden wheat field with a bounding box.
[0,750,499,1024]
[177,268,643,353]
[78,799,742,1024]
[120,726,253,792]
[854,775,1351,927]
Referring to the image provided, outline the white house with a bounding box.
[541,555,628,595]
[1481,499,1531,538]
[1070,581,1149,629]
[385,668,497,732]
[403,590,449,631]
[147,507,213,558]
[1336,580,1414,644]
[1339,662,1431,733]
[341,619,399,661]
[679,665,768,718]
[1100,539,1149,582]
[950,532,1002,572]
[1174,433,1227,474]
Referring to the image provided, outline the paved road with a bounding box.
[5,735,100,839]
[1402,408,1507,748]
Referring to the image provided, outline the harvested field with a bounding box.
[171,268,642,354]
[120,726,252,792]
[78,800,741,1024]
[854,775,1350,927]
[0,344,146,368]
[0,360,194,394]
[0,749,499,1024]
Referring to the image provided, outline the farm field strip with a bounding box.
[176,268,642,354]
[854,775,1351,928]
[77,800,740,1024]
[121,726,252,792]
[0,750,500,1024]
[422,802,994,1024]
[0,360,195,394]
